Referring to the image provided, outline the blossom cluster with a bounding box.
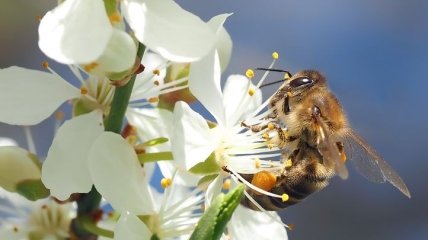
[0,0,288,239]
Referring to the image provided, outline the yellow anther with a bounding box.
[255,158,261,168]
[287,92,292,98]
[285,159,292,168]
[42,61,49,69]
[153,80,160,86]
[153,69,161,76]
[126,135,137,145]
[269,160,274,167]
[245,69,255,79]
[248,87,256,96]
[267,122,275,130]
[83,62,99,73]
[267,143,274,149]
[223,179,231,190]
[80,86,89,95]
[287,224,295,231]
[262,133,270,140]
[148,97,159,103]
[161,178,172,189]
[284,72,292,80]
[272,52,279,60]
[55,111,65,121]
[109,11,122,23]
[35,15,42,22]
[281,193,289,202]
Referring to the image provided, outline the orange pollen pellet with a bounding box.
[153,69,160,76]
[223,179,231,190]
[161,178,172,189]
[109,12,122,23]
[153,80,160,86]
[80,86,89,95]
[251,170,277,195]
[148,97,159,103]
[83,62,99,72]
[42,61,49,69]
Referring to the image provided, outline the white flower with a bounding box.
[87,132,203,239]
[39,0,136,75]
[122,0,228,63]
[224,205,288,240]
[0,189,75,240]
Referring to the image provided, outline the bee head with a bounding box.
[284,70,327,98]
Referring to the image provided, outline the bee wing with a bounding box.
[315,117,349,180]
[344,130,411,198]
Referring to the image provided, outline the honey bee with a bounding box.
[239,69,410,211]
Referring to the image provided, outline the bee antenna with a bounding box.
[260,79,287,88]
[256,68,292,88]
[255,68,291,74]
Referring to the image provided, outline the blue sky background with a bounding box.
[1,0,427,239]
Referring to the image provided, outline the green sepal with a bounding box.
[138,152,173,163]
[197,174,219,189]
[189,184,244,240]
[73,98,100,117]
[138,137,169,147]
[15,179,50,201]
[189,153,221,175]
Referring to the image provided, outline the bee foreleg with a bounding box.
[241,121,269,132]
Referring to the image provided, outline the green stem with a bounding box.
[73,43,146,238]
[104,45,145,133]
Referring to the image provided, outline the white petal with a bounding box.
[38,0,112,64]
[172,102,219,170]
[42,111,104,201]
[222,74,262,127]
[126,108,172,143]
[0,147,41,192]
[228,205,288,240]
[207,14,233,72]
[88,132,155,215]
[0,66,80,125]
[0,138,17,147]
[205,174,224,207]
[115,212,152,240]
[96,29,137,73]
[122,0,216,62]
[189,50,225,125]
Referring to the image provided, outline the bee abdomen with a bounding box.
[241,174,330,211]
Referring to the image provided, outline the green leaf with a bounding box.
[189,153,221,175]
[15,179,50,201]
[190,184,244,240]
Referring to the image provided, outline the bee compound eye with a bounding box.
[289,77,313,88]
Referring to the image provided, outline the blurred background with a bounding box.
[1,0,427,239]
